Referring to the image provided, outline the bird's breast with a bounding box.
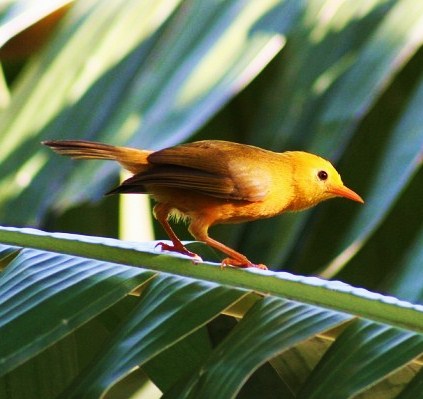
[148,181,295,226]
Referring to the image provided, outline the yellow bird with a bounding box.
[43,140,364,269]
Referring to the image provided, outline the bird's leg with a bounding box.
[153,204,202,261]
[189,221,267,270]
[208,237,267,270]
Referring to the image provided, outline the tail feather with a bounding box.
[42,140,120,159]
[42,140,151,174]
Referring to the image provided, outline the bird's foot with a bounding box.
[221,258,268,270]
[155,242,202,262]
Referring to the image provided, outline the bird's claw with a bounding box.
[155,242,202,262]
[221,258,268,270]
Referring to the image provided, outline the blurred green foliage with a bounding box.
[1,1,423,397]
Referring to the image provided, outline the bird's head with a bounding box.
[285,151,364,211]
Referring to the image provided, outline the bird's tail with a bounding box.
[42,140,152,174]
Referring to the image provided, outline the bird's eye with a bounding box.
[317,170,328,181]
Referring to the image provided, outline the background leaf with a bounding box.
[0,0,300,224]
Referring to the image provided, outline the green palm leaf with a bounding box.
[298,320,423,398]
[175,297,348,399]
[1,226,423,398]
[0,244,153,375]
[64,274,246,398]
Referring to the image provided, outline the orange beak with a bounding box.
[329,185,364,203]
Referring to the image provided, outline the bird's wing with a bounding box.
[109,141,272,201]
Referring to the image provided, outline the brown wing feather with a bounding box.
[107,165,235,197]
[110,141,272,201]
